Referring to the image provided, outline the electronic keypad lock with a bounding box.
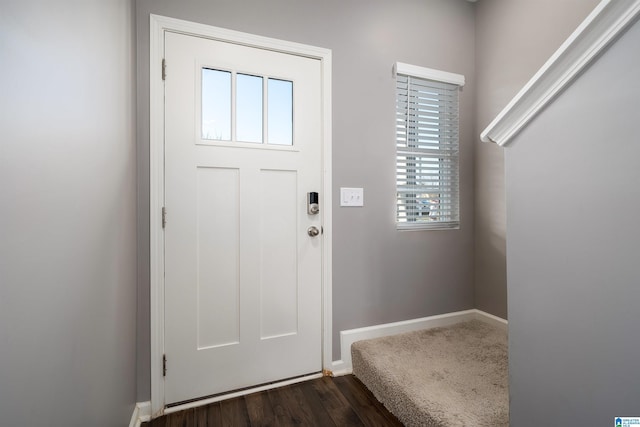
[307,192,319,215]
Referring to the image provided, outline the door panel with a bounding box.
[259,169,298,339]
[196,167,240,349]
[164,31,322,404]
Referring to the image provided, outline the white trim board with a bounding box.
[480,0,640,146]
[393,62,465,87]
[129,401,151,427]
[331,309,507,376]
[149,14,333,416]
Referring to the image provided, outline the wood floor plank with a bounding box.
[205,401,223,426]
[265,387,297,427]
[145,414,166,427]
[297,380,338,427]
[193,404,208,427]
[281,383,326,427]
[334,375,403,426]
[140,376,398,427]
[166,408,194,427]
[220,396,251,427]
[245,391,275,427]
[267,383,328,427]
[311,376,364,426]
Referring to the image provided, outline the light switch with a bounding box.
[340,187,364,207]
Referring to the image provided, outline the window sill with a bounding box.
[397,222,460,231]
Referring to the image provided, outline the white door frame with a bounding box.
[149,14,332,417]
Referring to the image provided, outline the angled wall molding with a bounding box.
[481,0,640,146]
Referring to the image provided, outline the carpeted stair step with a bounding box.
[351,320,509,427]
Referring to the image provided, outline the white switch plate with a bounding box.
[340,187,364,207]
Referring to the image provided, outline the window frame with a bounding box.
[394,62,464,231]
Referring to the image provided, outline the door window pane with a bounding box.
[236,74,263,143]
[268,79,293,146]
[202,69,231,141]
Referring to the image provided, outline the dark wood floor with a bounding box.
[143,375,403,427]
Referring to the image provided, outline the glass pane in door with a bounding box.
[202,68,231,141]
[237,73,263,143]
[267,79,293,146]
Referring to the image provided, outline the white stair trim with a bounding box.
[480,0,640,146]
[332,309,507,375]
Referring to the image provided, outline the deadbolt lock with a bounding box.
[307,192,319,215]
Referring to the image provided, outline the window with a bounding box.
[202,68,294,146]
[395,62,464,230]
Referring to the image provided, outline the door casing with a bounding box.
[149,14,332,417]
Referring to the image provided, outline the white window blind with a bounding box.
[396,65,462,230]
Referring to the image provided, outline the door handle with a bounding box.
[307,226,320,237]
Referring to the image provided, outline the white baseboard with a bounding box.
[475,309,508,331]
[129,401,151,427]
[332,309,507,375]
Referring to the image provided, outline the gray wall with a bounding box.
[136,0,476,400]
[473,0,600,318]
[505,18,640,426]
[0,1,138,426]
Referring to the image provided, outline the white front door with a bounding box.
[164,31,323,405]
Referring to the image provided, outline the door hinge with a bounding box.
[162,207,167,229]
[163,354,167,377]
[162,58,166,81]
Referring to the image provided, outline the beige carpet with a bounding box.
[351,320,508,427]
